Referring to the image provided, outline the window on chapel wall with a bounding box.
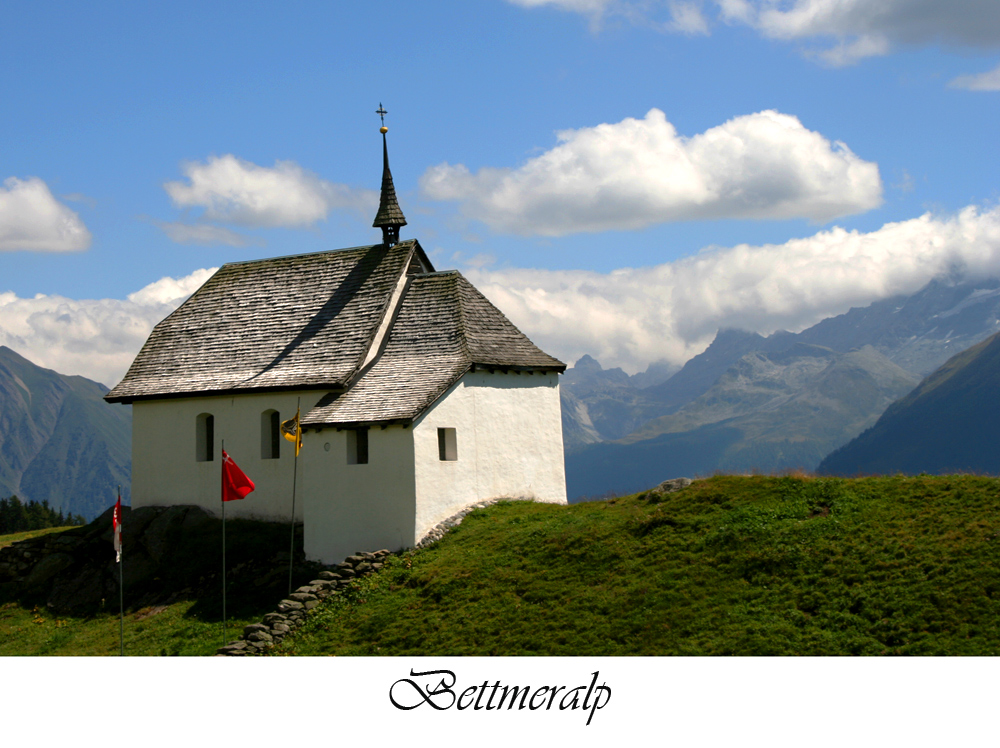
[438,428,457,461]
[196,413,214,462]
[261,409,280,460]
[346,427,369,465]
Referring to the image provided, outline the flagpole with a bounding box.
[219,444,255,649]
[118,485,124,657]
[288,397,300,597]
[222,438,227,648]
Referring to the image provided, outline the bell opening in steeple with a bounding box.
[372,104,407,247]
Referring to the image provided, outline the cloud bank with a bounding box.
[463,203,1000,373]
[0,177,92,252]
[0,268,215,387]
[512,1,1000,66]
[7,203,999,387]
[421,109,882,235]
[719,0,1000,61]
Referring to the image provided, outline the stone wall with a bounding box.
[216,496,539,655]
[217,549,392,655]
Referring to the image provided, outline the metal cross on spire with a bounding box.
[372,102,405,245]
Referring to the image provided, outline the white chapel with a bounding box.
[105,123,567,563]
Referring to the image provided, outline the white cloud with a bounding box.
[0,268,215,387]
[154,221,265,247]
[508,0,614,12]
[6,204,1000,390]
[0,177,92,252]
[721,0,1000,64]
[508,0,710,33]
[512,1,1000,64]
[125,268,217,307]
[665,1,710,34]
[950,62,1000,91]
[726,0,1000,47]
[507,0,615,25]
[421,108,881,235]
[163,155,378,229]
[464,203,1000,373]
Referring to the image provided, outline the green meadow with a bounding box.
[3,475,1000,655]
[279,475,1000,656]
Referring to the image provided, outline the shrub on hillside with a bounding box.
[0,496,85,534]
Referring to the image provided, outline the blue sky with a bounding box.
[1,0,999,385]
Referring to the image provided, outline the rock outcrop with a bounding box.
[0,504,317,614]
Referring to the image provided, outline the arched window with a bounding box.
[196,413,214,462]
[261,409,280,459]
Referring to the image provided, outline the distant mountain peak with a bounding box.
[574,354,603,371]
[0,347,131,519]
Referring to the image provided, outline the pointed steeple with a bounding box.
[372,104,406,246]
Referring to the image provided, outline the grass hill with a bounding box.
[276,475,1000,656]
[819,331,1000,476]
[4,475,1000,656]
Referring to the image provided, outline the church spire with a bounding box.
[372,103,407,247]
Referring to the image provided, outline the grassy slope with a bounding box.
[4,475,1000,655]
[0,526,77,549]
[0,521,289,656]
[0,598,265,656]
[278,475,1000,656]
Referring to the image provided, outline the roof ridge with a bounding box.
[412,269,460,278]
[452,272,474,365]
[220,241,415,267]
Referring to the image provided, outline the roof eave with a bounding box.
[104,381,348,405]
[469,362,566,374]
[302,417,415,430]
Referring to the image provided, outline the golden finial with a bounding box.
[376,103,388,133]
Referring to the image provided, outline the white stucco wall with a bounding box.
[411,370,566,542]
[131,391,326,521]
[301,425,416,564]
[130,370,566,565]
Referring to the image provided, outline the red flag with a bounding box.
[222,449,255,502]
[112,493,122,563]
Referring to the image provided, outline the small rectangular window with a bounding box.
[196,414,214,462]
[347,427,369,465]
[438,427,457,461]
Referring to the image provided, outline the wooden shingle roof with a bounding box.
[302,270,565,427]
[105,241,428,402]
[106,239,565,423]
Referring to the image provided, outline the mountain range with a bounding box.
[818,330,1000,477]
[4,274,1000,514]
[563,276,1000,499]
[0,346,130,520]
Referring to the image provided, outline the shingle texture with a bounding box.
[372,136,406,228]
[106,239,564,424]
[302,270,565,426]
[105,242,419,402]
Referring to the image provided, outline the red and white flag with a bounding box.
[222,449,255,502]
[112,493,122,563]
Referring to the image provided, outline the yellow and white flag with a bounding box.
[280,408,303,457]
